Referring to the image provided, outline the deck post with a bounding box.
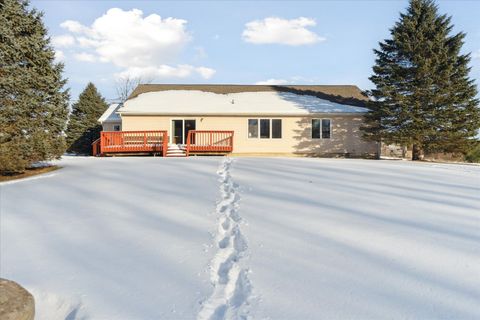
[186,131,191,157]
[92,138,102,156]
[162,132,168,157]
[100,132,104,155]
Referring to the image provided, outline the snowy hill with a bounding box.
[1,156,479,319]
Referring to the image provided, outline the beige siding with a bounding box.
[121,116,170,131]
[102,122,121,131]
[120,115,377,156]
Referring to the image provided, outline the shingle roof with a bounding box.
[119,90,369,115]
[127,84,368,107]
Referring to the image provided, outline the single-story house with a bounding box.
[96,84,379,157]
[98,103,122,132]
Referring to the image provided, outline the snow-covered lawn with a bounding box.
[1,156,479,319]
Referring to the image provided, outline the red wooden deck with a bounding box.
[92,131,168,156]
[92,130,234,157]
[186,130,234,156]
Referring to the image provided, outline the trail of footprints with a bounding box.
[198,158,253,320]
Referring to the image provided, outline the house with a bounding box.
[98,103,122,132]
[95,84,378,157]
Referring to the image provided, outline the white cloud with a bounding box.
[74,52,96,62]
[60,8,190,67]
[116,65,215,80]
[242,17,324,46]
[255,79,289,85]
[473,50,480,59]
[255,76,319,85]
[51,34,75,47]
[60,20,90,34]
[76,36,100,48]
[59,8,215,80]
[54,50,65,62]
[196,66,216,79]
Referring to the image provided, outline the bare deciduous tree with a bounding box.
[115,76,153,102]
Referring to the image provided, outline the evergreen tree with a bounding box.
[362,0,479,160]
[0,0,69,173]
[66,83,108,154]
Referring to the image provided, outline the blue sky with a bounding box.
[32,0,480,102]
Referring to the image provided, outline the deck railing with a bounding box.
[92,130,231,157]
[92,138,101,156]
[186,130,234,156]
[99,130,168,156]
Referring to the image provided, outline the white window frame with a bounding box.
[271,119,282,139]
[321,118,332,139]
[311,118,332,139]
[247,119,259,139]
[247,118,282,139]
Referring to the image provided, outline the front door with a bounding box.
[171,119,196,144]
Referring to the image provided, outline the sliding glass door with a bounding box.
[184,120,196,144]
[171,119,196,144]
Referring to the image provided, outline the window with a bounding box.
[311,119,331,139]
[260,119,270,138]
[272,119,282,138]
[248,119,258,138]
[248,119,282,139]
[312,119,321,139]
[113,125,121,131]
[322,119,331,139]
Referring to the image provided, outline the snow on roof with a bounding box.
[118,90,369,115]
[128,84,368,101]
[98,103,122,123]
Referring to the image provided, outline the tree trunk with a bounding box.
[412,144,424,161]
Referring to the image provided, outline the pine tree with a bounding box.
[0,0,69,173]
[66,83,108,154]
[362,0,479,160]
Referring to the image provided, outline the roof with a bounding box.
[118,90,369,116]
[128,84,368,106]
[98,103,122,123]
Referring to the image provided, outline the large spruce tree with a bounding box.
[66,83,108,154]
[362,0,479,160]
[0,0,69,173]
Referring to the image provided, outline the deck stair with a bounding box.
[166,144,187,157]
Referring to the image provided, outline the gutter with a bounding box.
[116,112,367,117]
